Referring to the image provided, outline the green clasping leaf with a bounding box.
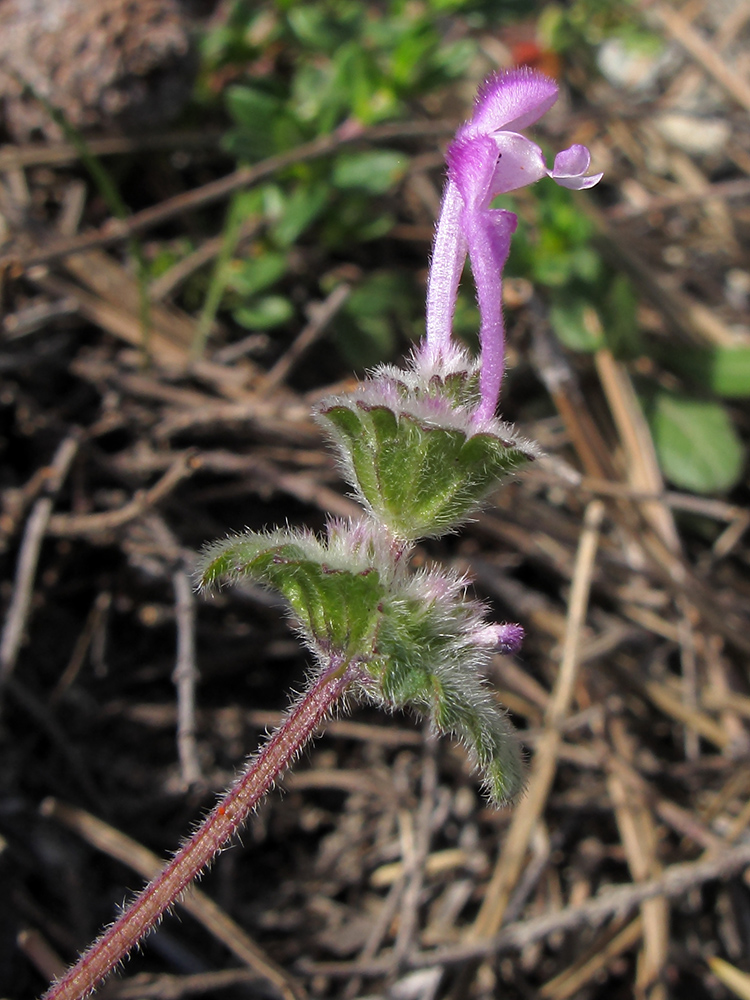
[198,526,388,657]
[317,398,535,540]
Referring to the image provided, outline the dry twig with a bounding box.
[0,433,80,685]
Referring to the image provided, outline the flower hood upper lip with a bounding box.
[450,69,603,203]
[457,67,560,139]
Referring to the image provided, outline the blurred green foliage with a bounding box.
[539,0,658,59]
[329,270,419,367]
[661,345,750,400]
[195,0,501,359]
[642,388,745,495]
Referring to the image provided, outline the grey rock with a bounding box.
[0,0,193,140]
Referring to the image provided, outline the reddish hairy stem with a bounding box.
[43,661,354,1000]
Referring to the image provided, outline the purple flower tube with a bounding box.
[425,68,602,421]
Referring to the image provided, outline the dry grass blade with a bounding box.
[643,0,750,113]
[471,499,606,940]
[595,348,679,552]
[538,917,644,1000]
[5,120,456,271]
[94,967,273,999]
[607,720,668,998]
[32,271,187,368]
[46,452,194,537]
[0,434,80,685]
[301,842,750,977]
[16,929,67,983]
[0,131,219,171]
[642,678,730,750]
[707,956,750,1000]
[261,284,351,392]
[172,568,201,788]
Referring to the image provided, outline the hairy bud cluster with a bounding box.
[198,515,525,804]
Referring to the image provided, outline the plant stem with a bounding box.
[43,660,354,1000]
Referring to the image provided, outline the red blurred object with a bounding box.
[511,40,562,79]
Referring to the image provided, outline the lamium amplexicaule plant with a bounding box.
[45,70,601,1000]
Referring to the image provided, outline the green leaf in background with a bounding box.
[568,245,601,283]
[291,63,341,126]
[332,271,415,367]
[270,181,329,247]
[390,22,436,88]
[223,85,301,161]
[450,289,481,348]
[539,0,656,55]
[504,184,601,290]
[663,345,750,398]
[331,41,394,124]
[322,195,395,245]
[332,150,407,194]
[225,84,281,131]
[233,295,294,330]
[286,4,345,50]
[226,253,288,298]
[645,389,745,494]
[431,38,476,77]
[549,296,604,352]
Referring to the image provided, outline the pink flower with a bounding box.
[425,68,602,422]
